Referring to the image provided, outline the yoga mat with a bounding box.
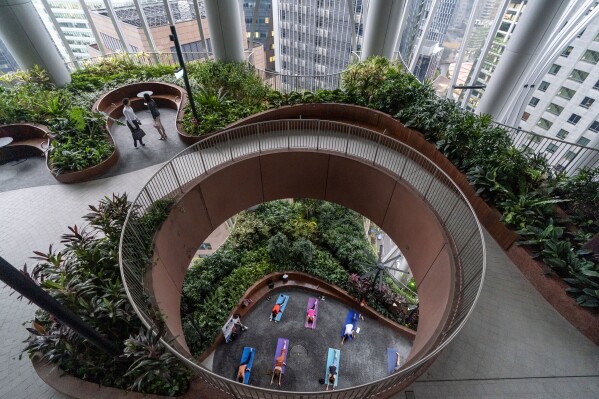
[272,338,289,373]
[340,309,359,340]
[274,294,289,322]
[387,348,400,374]
[325,348,340,388]
[239,346,255,384]
[305,297,318,329]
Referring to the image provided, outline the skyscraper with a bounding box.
[0,38,19,73]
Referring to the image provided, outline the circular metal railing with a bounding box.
[119,119,486,398]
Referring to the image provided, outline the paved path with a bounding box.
[0,127,598,398]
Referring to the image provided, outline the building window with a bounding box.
[556,129,569,139]
[100,32,122,52]
[589,121,599,133]
[529,97,540,107]
[521,112,530,121]
[558,86,576,99]
[563,150,577,161]
[580,96,595,108]
[576,137,591,146]
[569,69,589,83]
[567,113,582,125]
[595,79,599,90]
[546,143,559,153]
[561,46,573,57]
[537,118,553,130]
[538,81,550,92]
[548,64,561,75]
[581,49,599,64]
[546,103,564,116]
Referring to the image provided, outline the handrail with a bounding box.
[119,119,486,398]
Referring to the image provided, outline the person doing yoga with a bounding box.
[237,348,253,383]
[393,352,402,372]
[341,313,357,345]
[326,351,339,391]
[305,300,317,325]
[270,303,281,321]
[271,341,287,387]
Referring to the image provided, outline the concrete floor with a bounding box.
[212,287,413,392]
[0,108,187,193]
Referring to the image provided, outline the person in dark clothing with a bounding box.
[122,98,145,148]
[143,93,167,140]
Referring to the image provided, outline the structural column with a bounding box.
[0,0,71,86]
[360,0,405,61]
[476,0,570,121]
[203,0,245,62]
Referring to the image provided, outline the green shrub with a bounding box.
[268,232,290,263]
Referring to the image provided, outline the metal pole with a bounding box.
[132,0,160,63]
[102,0,131,52]
[170,25,199,122]
[192,0,210,58]
[78,0,106,55]
[0,256,121,357]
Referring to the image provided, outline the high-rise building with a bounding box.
[519,16,599,166]
[398,0,459,82]
[242,0,275,70]
[462,0,527,110]
[272,0,366,89]
[0,38,19,73]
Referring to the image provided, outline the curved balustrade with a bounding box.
[119,119,486,398]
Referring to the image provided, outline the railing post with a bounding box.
[198,147,208,173]
[227,131,234,161]
[169,163,183,193]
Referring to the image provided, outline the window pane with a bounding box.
[538,81,550,92]
[529,97,540,107]
[589,121,599,133]
[561,46,573,57]
[595,80,599,90]
[580,96,595,108]
[569,69,589,83]
[563,150,577,161]
[558,86,576,99]
[576,137,590,146]
[537,118,553,130]
[548,64,561,75]
[546,103,563,116]
[567,113,581,124]
[546,143,559,153]
[556,129,569,139]
[582,49,599,64]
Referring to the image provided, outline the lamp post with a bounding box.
[169,25,199,124]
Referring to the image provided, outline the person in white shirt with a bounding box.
[122,98,145,148]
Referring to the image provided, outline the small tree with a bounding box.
[268,232,289,263]
[291,238,315,267]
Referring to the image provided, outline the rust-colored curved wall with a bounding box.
[151,151,456,366]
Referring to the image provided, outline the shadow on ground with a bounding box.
[212,287,413,392]
[0,108,188,192]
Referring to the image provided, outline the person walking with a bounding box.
[122,98,146,149]
[143,93,167,140]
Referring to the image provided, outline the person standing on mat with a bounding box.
[143,93,167,140]
[305,300,317,326]
[122,98,146,148]
[271,341,287,387]
[326,351,339,391]
[237,348,253,383]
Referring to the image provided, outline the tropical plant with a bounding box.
[20,194,190,395]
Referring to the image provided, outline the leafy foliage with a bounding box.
[20,194,190,395]
[181,200,410,355]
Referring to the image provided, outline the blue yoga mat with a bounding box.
[240,346,255,384]
[340,309,359,340]
[325,348,340,388]
[387,348,400,374]
[274,293,289,322]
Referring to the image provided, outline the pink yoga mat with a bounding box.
[272,338,289,373]
[304,297,318,329]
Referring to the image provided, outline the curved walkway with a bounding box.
[0,141,598,397]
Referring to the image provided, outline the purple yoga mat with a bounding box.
[304,297,318,329]
[272,338,289,373]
